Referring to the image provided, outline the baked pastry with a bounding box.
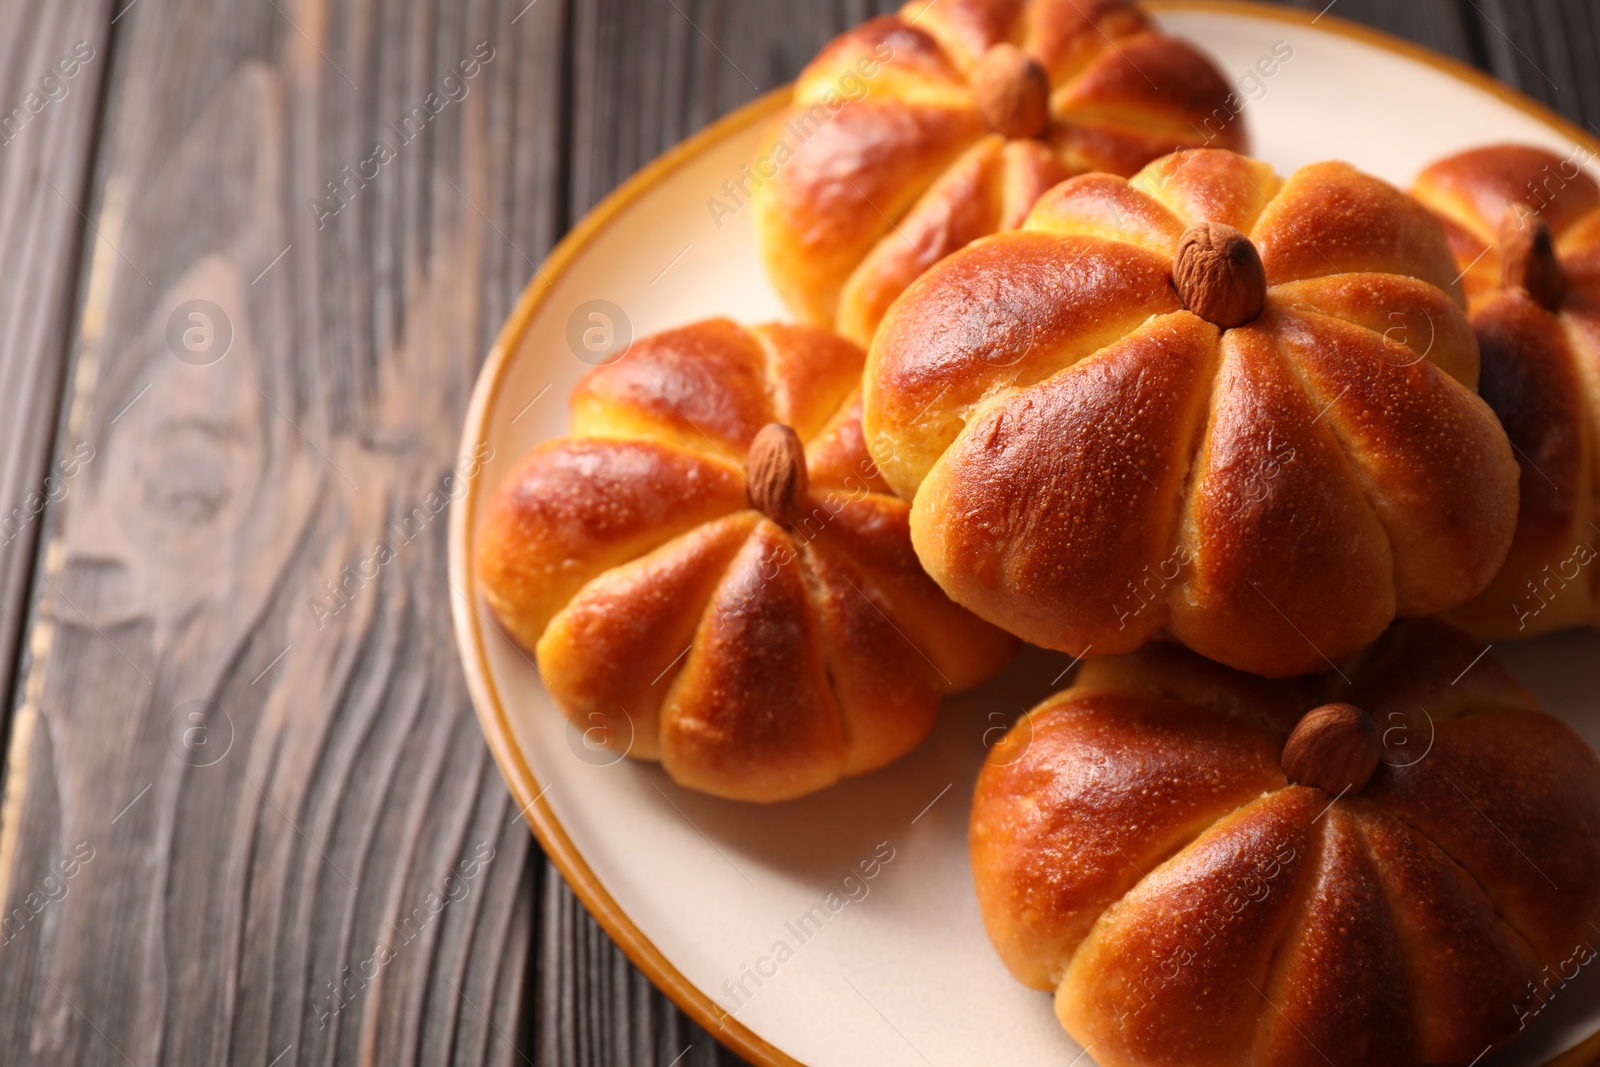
[1412,144,1600,638]
[476,319,1014,803]
[752,0,1248,345]
[971,620,1600,1066]
[864,147,1521,677]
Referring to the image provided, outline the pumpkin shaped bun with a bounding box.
[864,148,1520,677]
[752,0,1248,345]
[972,620,1600,1067]
[1412,144,1600,638]
[476,319,1015,803]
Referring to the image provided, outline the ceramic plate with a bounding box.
[450,4,1600,1064]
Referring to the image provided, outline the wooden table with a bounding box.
[0,1,1592,1065]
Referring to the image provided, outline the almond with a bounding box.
[746,423,808,528]
[1281,703,1381,796]
[972,44,1050,141]
[1173,221,1267,329]
[1500,204,1567,311]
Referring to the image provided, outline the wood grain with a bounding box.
[1466,0,1600,129]
[0,0,115,747]
[0,0,564,1064]
[0,2,1596,1067]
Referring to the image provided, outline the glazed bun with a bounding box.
[477,319,1014,802]
[865,148,1519,677]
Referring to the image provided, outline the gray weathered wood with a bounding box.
[0,0,566,1064]
[0,0,116,746]
[1277,0,1483,64]
[1467,0,1600,131]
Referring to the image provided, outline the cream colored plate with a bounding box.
[449,5,1600,1065]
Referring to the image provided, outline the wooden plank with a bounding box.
[1264,0,1479,62]
[1464,0,1600,129]
[0,0,568,1064]
[0,0,115,749]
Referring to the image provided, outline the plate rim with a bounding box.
[448,5,1600,1066]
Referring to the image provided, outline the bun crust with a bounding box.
[971,621,1600,1067]
[476,319,1015,802]
[753,0,1247,344]
[865,148,1519,677]
[1412,144,1600,638]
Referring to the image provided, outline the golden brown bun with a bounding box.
[1412,144,1600,638]
[971,621,1600,1067]
[476,319,1015,802]
[865,148,1519,677]
[752,0,1248,345]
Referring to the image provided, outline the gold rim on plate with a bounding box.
[448,4,1600,1064]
